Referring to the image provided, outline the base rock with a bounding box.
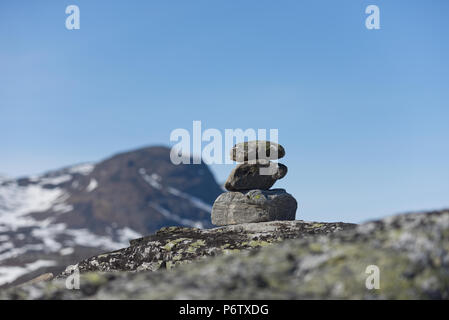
[211,189,297,226]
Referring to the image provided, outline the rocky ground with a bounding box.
[2,209,449,299]
[56,219,354,276]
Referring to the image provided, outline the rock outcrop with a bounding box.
[2,209,449,299]
[56,219,354,276]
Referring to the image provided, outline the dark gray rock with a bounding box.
[51,220,353,278]
[230,141,285,162]
[3,209,449,299]
[224,162,287,191]
[211,189,297,226]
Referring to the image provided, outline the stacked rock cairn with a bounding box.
[211,140,298,226]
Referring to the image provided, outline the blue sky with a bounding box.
[1,1,448,223]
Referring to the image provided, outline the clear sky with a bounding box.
[1,1,448,223]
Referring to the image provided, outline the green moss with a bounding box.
[184,240,206,253]
[83,273,108,286]
[223,249,241,255]
[308,243,323,253]
[294,242,419,299]
[190,240,206,248]
[248,240,271,247]
[162,238,188,251]
[172,254,183,261]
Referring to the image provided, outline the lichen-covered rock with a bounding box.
[211,189,297,226]
[3,209,449,300]
[55,219,350,277]
[230,141,285,162]
[224,162,287,191]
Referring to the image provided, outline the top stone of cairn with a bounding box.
[230,140,285,162]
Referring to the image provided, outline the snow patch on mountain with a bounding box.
[39,175,73,186]
[0,222,141,285]
[0,260,57,286]
[63,228,136,250]
[117,227,142,244]
[0,182,69,231]
[86,179,98,192]
[0,222,140,262]
[167,187,212,212]
[59,247,74,256]
[139,168,212,214]
[149,203,204,229]
[68,163,95,176]
[0,163,98,232]
[139,168,162,190]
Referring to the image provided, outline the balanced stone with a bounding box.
[230,140,285,162]
[211,189,297,226]
[225,161,287,191]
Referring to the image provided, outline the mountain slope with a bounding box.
[0,146,222,287]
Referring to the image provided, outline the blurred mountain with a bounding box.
[0,146,222,287]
